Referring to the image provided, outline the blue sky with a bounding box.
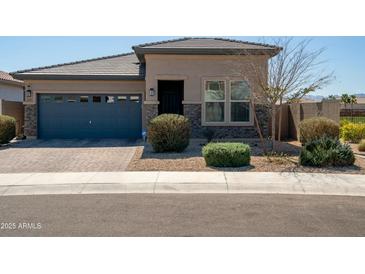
[0,36,364,96]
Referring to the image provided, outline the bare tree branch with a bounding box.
[231,37,334,150]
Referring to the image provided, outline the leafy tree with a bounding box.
[349,94,358,120]
[326,95,337,100]
[341,93,351,109]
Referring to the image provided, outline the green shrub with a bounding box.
[358,139,365,152]
[0,115,16,144]
[148,114,191,152]
[299,137,355,167]
[202,142,251,167]
[340,118,351,127]
[340,122,365,143]
[299,117,339,144]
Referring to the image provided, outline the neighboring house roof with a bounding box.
[12,53,145,81]
[0,70,23,85]
[133,37,282,61]
[12,37,282,81]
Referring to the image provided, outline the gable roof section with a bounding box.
[12,53,145,81]
[12,37,281,81]
[0,70,24,85]
[133,37,281,61]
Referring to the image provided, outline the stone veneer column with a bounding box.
[24,104,37,138]
[183,104,203,138]
[184,103,270,139]
[144,104,158,125]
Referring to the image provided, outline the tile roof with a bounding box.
[0,70,23,84]
[133,37,279,50]
[12,37,281,80]
[132,37,281,62]
[12,53,145,80]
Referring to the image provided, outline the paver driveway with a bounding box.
[0,139,139,173]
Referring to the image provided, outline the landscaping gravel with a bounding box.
[128,140,365,174]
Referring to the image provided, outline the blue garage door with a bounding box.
[38,94,142,139]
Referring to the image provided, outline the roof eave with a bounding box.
[11,74,145,81]
[0,78,24,86]
[133,47,281,62]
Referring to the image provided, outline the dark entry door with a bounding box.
[158,80,184,115]
[38,94,142,139]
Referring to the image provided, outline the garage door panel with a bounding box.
[38,94,142,139]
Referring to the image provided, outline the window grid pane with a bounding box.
[205,80,225,101]
[117,96,127,102]
[80,96,88,103]
[93,96,101,103]
[205,102,225,122]
[67,96,77,103]
[105,96,115,103]
[54,96,63,103]
[41,96,52,103]
[231,102,250,122]
[231,81,250,101]
[130,96,140,102]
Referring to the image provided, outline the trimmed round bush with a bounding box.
[0,115,16,144]
[148,114,191,152]
[299,117,339,145]
[340,122,365,143]
[202,142,251,167]
[358,139,365,152]
[299,137,355,167]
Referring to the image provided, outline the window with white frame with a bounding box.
[204,79,251,124]
[204,80,225,122]
[230,80,251,122]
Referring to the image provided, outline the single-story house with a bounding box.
[12,37,281,139]
[0,71,24,135]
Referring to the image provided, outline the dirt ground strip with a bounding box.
[127,140,365,174]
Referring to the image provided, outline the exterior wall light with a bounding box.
[25,86,32,98]
[149,88,155,96]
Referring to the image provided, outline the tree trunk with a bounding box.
[271,103,277,151]
[251,101,267,154]
[278,98,283,142]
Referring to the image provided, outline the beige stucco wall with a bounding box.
[144,54,269,103]
[25,80,145,100]
[0,82,23,102]
[22,54,269,134]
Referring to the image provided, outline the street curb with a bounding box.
[0,171,364,196]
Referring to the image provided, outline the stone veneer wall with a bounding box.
[144,104,158,125]
[23,100,269,139]
[24,104,37,137]
[183,104,269,139]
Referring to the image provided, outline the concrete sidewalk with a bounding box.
[0,171,364,196]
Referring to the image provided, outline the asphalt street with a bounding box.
[0,194,364,236]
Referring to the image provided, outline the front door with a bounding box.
[158,80,184,115]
